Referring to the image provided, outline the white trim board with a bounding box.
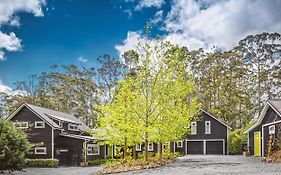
[6,103,57,129]
[199,109,232,129]
[246,101,281,133]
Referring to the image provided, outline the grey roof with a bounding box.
[25,103,89,131]
[268,100,281,115]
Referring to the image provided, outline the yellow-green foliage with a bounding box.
[95,36,201,162]
[0,119,30,170]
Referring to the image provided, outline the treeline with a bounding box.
[0,32,280,130]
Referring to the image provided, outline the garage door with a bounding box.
[187,141,204,154]
[206,141,223,154]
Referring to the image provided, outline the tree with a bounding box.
[189,50,255,128]
[235,32,281,116]
[96,27,200,162]
[0,119,30,170]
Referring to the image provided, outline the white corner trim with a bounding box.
[51,128,54,159]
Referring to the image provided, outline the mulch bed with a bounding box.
[96,158,176,174]
[266,150,281,163]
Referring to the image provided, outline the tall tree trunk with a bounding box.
[159,142,162,160]
[144,133,148,163]
[124,137,128,158]
[133,143,136,160]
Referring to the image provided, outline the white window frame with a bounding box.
[205,121,211,134]
[13,122,28,129]
[87,144,100,155]
[68,123,79,131]
[148,143,154,151]
[177,140,183,148]
[191,122,197,135]
[34,147,47,154]
[136,144,142,151]
[35,121,45,128]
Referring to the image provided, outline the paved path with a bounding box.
[117,155,281,175]
[4,166,101,175]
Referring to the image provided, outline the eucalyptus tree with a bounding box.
[234,32,281,116]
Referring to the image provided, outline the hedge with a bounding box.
[25,159,59,168]
[87,159,107,166]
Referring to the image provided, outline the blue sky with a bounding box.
[0,0,280,92]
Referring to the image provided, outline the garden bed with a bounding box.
[266,150,281,163]
[96,158,176,174]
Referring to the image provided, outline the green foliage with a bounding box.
[96,38,201,162]
[229,131,243,155]
[0,119,30,170]
[87,159,107,166]
[25,159,59,168]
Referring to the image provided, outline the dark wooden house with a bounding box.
[246,100,281,157]
[130,109,231,155]
[6,103,105,166]
[174,109,231,155]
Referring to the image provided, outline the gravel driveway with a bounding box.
[3,155,281,175]
[4,166,101,175]
[118,155,281,175]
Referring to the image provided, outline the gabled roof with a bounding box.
[246,100,281,133]
[199,109,232,129]
[6,103,89,131]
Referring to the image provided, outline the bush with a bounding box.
[25,159,59,168]
[87,159,107,166]
[229,131,243,154]
[0,119,30,170]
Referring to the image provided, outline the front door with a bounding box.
[254,131,261,157]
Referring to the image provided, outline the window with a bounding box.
[58,121,63,127]
[68,124,79,131]
[35,147,47,154]
[13,122,28,129]
[269,125,275,134]
[191,122,197,135]
[148,143,154,151]
[87,144,99,155]
[205,121,211,134]
[136,144,142,151]
[177,141,183,148]
[35,121,45,128]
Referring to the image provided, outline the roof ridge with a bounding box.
[25,103,77,117]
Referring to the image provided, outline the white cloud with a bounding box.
[151,10,163,25]
[117,0,281,53]
[115,31,144,57]
[135,0,165,11]
[0,0,46,26]
[0,0,46,61]
[0,32,21,60]
[163,0,281,50]
[0,79,13,94]
[78,56,88,62]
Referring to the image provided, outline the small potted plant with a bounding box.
[243,146,250,157]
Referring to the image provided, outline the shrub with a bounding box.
[25,159,59,168]
[0,119,30,170]
[87,159,107,166]
[229,131,242,154]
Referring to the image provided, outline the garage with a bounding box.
[186,140,225,155]
[186,141,204,154]
[206,141,224,154]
